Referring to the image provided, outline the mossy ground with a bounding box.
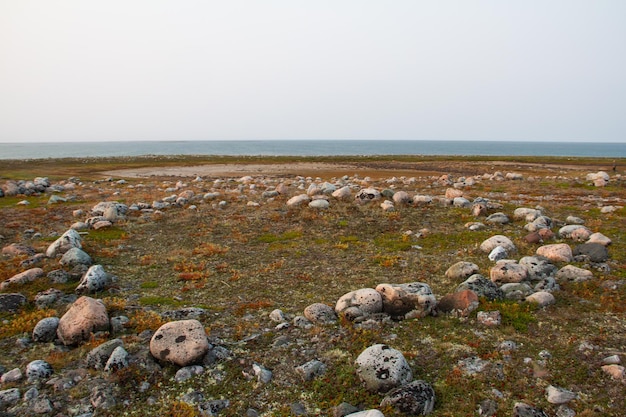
[1,156,625,416]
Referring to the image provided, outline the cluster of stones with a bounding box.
[1,170,624,416]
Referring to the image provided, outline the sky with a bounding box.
[1,1,625,143]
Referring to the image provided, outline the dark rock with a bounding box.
[380,380,436,415]
[573,243,609,263]
[0,293,27,312]
[457,274,504,301]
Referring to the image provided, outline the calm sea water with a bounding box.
[1,140,625,160]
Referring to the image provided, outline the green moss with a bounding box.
[257,230,302,243]
[140,281,159,289]
[139,296,184,307]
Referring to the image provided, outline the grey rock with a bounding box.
[75,264,111,294]
[0,293,27,312]
[445,262,480,281]
[488,246,508,261]
[355,344,412,393]
[104,346,129,372]
[457,274,504,301]
[31,398,53,414]
[293,315,313,329]
[333,402,360,417]
[480,235,516,253]
[86,339,125,369]
[336,288,383,320]
[60,247,92,268]
[295,360,327,381]
[34,288,64,309]
[309,199,330,209]
[457,356,490,376]
[26,360,53,382]
[0,388,20,409]
[199,399,230,416]
[90,385,116,410]
[175,365,204,382]
[0,368,23,384]
[573,243,609,262]
[32,317,60,342]
[46,229,82,258]
[380,380,436,415]
[161,307,208,321]
[501,282,534,301]
[519,256,557,281]
[47,269,70,284]
[478,399,498,416]
[269,309,287,323]
[252,363,273,384]
[355,188,381,202]
[546,385,577,404]
[345,411,385,417]
[110,315,129,334]
[485,212,510,225]
[513,402,548,417]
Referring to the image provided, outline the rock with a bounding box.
[0,368,23,384]
[506,172,523,180]
[485,212,510,225]
[477,311,502,326]
[488,246,508,261]
[480,235,516,254]
[573,242,609,262]
[295,360,327,381]
[556,265,593,282]
[436,290,479,317]
[60,247,92,268]
[26,360,53,382]
[375,282,436,319]
[309,199,330,209]
[478,399,498,416]
[2,243,36,257]
[514,207,542,221]
[304,303,337,324]
[92,201,128,218]
[150,319,210,366]
[332,186,352,200]
[269,309,287,323]
[587,232,611,246]
[602,355,621,365]
[252,363,273,384]
[104,346,129,372]
[91,385,116,410]
[380,380,435,415]
[536,244,573,263]
[75,265,111,294]
[471,203,488,217]
[519,256,557,281]
[501,283,534,301]
[392,191,410,205]
[0,293,27,312]
[445,188,463,199]
[86,339,125,369]
[161,307,208,321]
[601,364,625,380]
[0,388,21,409]
[57,296,110,346]
[31,398,53,414]
[32,317,60,342]
[46,229,82,257]
[0,267,44,289]
[445,262,480,281]
[92,220,112,230]
[453,197,470,208]
[336,288,383,320]
[110,315,129,334]
[34,288,64,309]
[355,344,412,393]
[380,200,395,212]
[355,188,381,203]
[457,274,504,300]
[332,402,360,417]
[413,195,433,205]
[565,215,585,225]
[490,260,529,284]
[286,194,311,207]
[526,291,555,307]
[175,365,204,383]
[513,402,548,417]
[546,385,577,404]
[457,356,490,375]
[523,232,543,244]
[345,411,385,417]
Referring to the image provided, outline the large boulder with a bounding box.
[355,344,412,393]
[32,317,60,343]
[46,229,82,258]
[75,265,111,294]
[60,247,92,268]
[150,319,210,366]
[375,282,436,319]
[57,296,110,346]
[518,256,557,282]
[0,268,44,290]
[573,243,609,263]
[536,244,573,263]
[490,260,529,284]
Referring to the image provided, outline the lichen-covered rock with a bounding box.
[546,385,577,404]
[513,402,549,417]
[381,380,436,415]
[32,317,60,343]
[375,282,436,319]
[501,283,534,301]
[104,346,129,372]
[445,262,480,281]
[536,244,573,263]
[480,235,516,254]
[295,360,327,381]
[573,243,609,263]
[490,260,529,284]
[0,293,27,312]
[304,303,337,324]
[2,243,36,257]
[150,319,210,366]
[86,339,125,369]
[519,256,557,282]
[556,265,593,282]
[60,247,92,268]
[26,360,53,382]
[336,288,383,320]
[559,225,592,241]
[355,344,412,393]
[57,296,110,346]
[46,229,82,258]
[75,265,111,294]
[456,274,503,301]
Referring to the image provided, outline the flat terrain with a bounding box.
[1,156,625,417]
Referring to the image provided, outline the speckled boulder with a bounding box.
[32,317,60,343]
[304,303,337,324]
[46,229,82,258]
[150,319,210,366]
[519,256,557,282]
[380,380,436,415]
[57,296,110,346]
[457,274,504,301]
[60,247,92,268]
[335,288,383,320]
[445,262,480,281]
[375,282,436,319]
[26,360,53,382]
[355,344,412,393]
[490,260,529,284]
[0,268,44,290]
[75,265,111,294]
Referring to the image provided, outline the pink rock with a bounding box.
[150,320,210,366]
[0,268,44,290]
[445,188,463,199]
[525,291,555,307]
[536,244,573,263]
[57,296,110,345]
[601,364,625,380]
[537,229,555,241]
[490,260,529,284]
[436,290,479,317]
[1,243,36,257]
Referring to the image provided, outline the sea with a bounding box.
[1,140,625,160]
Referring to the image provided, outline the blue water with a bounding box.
[0,140,625,160]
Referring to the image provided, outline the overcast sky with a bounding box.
[1,1,625,143]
